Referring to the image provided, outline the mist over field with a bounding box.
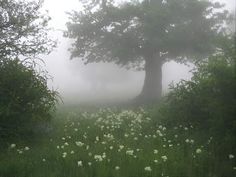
[1,0,235,176]
[43,32,193,103]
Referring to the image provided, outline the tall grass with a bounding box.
[0,107,235,177]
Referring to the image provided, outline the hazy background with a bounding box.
[41,0,235,104]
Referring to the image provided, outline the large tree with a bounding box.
[65,0,230,103]
[0,0,56,59]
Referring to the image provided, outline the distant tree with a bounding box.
[65,0,231,103]
[0,0,56,59]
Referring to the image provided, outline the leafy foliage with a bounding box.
[159,41,236,164]
[0,0,56,59]
[0,0,58,141]
[65,0,230,68]
[0,58,58,140]
[66,0,231,102]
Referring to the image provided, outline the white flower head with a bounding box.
[62,152,67,158]
[115,166,120,170]
[75,141,84,147]
[77,161,83,167]
[10,144,16,148]
[190,139,194,144]
[94,155,103,161]
[119,145,124,150]
[144,166,152,172]
[196,148,202,154]
[161,155,168,162]
[126,150,134,156]
[24,146,30,151]
[154,149,158,154]
[229,154,234,159]
[18,150,23,154]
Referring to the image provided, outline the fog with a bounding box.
[41,0,235,104]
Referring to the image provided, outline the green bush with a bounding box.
[161,45,235,128]
[160,44,236,156]
[0,58,58,140]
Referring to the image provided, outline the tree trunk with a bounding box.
[137,54,163,103]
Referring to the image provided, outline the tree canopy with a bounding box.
[0,0,56,59]
[66,0,231,103]
[66,0,230,67]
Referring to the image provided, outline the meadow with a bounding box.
[0,106,235,177]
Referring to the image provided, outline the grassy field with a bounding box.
[0,106,235,177]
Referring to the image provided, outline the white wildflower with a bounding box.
[161,155,168,162]
[115,166,120,170]
[185,139,190,143]
[24,146,30,151]
[229,154,234,159]
[190,139,194,144]
[75,141,84,147]
[119,145,124,150]
[126,150,134,156]
[154,149,158,154]
[62,152,67,158]
[77,161,83,167]
[144,166,152,172]
[10,144,16,148]
[94,155,103,162]
[196,148,202,154]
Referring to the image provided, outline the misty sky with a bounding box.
[41,0,235,103]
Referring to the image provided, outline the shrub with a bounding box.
[0,58,58,140]
[160,44,236,152]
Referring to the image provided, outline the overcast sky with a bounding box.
[41,0,235,103]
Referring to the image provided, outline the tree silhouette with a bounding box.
[66,0,230,103]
